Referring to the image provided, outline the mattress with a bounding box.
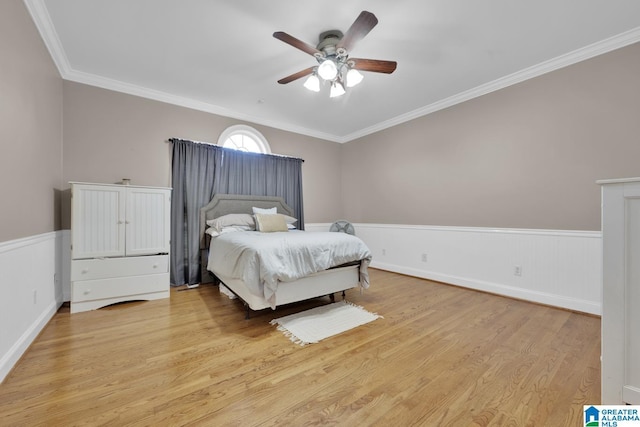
[207,230,372,308]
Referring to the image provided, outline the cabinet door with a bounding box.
[624,194,640,404]
[602,182,640,404]
[125,187,171,256]
[71,184,126,259]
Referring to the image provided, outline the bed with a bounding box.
[199,193,372,317]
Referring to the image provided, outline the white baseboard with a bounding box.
[0,231,65,383]
[372,260,600,314]
[306,223,602,315]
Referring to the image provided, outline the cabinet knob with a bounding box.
[82,268,89,274]
[153,264,158,268]
[84,289,91,295]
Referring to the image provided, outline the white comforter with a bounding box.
[207,231,372,307]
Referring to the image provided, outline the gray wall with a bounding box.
[62,82,344,225]
[0,0,63,242]
[341,42,640,231]
[4,0,640,240]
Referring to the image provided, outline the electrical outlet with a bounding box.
[421,253,428,263]
[514,265,522,276]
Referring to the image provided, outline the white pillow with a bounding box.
[205,225,253,238]
[206,213,255,232]
[220,225,253,234]
[252,206,277,215]
[205,228,220,237]
[283,215,297,225]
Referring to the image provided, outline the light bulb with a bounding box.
[317,59,338,80]
[346,68,364,87]
[330,81,346,98]
[303,74,320,92]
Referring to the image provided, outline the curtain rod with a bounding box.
[167,138,304,162]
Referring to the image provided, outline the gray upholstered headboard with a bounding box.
[198,193,295,284]
[199,193,295,250]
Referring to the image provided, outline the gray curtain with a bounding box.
[169,138,304,286]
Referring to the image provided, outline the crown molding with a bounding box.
[23,0,72,75]
[62,68,345,143]
[25,0,640,144]
[22,1,344,143]
[341,26,640,143]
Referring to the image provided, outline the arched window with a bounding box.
[218,125,271,154]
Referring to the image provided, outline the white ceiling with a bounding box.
[26,0,640,143]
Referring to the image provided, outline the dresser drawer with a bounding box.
[72,273,169,302]
[71,255,168,281]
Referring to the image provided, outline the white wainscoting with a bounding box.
[307,223,602,315]
[0,231,68,383]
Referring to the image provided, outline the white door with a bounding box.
[125,187,171,256]
[71,184,126,259]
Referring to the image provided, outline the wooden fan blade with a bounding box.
[273,32,320,56]
[277,67,315,84]
[350,58,397,74]
[337,11,378,51]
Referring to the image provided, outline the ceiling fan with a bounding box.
[273,11,397,97]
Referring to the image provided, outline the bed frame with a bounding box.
[199,193,360,318]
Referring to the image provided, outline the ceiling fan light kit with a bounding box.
[330,81,346,98]
[317,59,338,80]
[303,73,321,92]
[346,68,364,87]
[274,11,397,98]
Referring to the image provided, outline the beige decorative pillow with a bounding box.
[254,213,289,233]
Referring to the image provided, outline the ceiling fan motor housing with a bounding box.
[317,30,343,56]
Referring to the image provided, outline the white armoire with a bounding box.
[70,182,171,313]
[599,177,640,404]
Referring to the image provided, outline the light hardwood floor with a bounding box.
[0,269,600,426]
